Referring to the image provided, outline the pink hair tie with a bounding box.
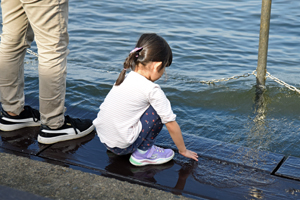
[130,47,143,54]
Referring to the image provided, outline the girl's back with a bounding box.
[94,71,175,148]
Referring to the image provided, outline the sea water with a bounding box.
[1,0,300,157]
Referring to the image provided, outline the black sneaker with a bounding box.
[0,106,40,131]
[38,115,95,144]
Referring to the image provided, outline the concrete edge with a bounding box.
[0,152,197,200]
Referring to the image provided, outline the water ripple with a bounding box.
[1,0,300,157]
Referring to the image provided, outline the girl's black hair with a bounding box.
[115,33,172,85]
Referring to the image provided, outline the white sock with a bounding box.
[137,149,148,154]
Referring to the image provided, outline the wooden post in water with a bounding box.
[256,0,272,91]
[254,0,272,122]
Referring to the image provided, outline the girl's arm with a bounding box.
[165,121,198,161]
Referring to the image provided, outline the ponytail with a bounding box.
[115,47,143,86]
[115,33,172,86]
[115,68,127,86]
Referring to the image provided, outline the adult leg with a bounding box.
[0,0,34,115]
[0,0,40,131]
[21,0,69,129]
[21,0,94,144]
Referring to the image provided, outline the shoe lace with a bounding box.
[26,106,40,122]
[65,115,79,135]
[153,145,165,153]
[146,145,165,158]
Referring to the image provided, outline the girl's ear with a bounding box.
[153,61,163,71]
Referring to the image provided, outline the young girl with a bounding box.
[93,33,198,166]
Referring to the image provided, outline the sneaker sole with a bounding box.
[37,124,95,144]
[0,121,41,131]
[129,151,175,166]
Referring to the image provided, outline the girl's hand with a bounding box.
[179,149,199,161]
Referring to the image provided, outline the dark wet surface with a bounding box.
[276,156,300,181]
[1,127,300,200]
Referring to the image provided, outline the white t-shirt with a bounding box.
[93,71,176,148]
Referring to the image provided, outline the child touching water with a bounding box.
[93,33,198,166]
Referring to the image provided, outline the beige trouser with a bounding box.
[0,0,69,129]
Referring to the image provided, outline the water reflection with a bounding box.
[105,150,174,183]
[41,131,96,155]
[253,88,268,122]
[285,188,300,197]
[0,127,41,151]
[248,187,265,199]
[172,161,198,195]
[36,132,96,168]
[244,87,273,152]
[105,150,196,194]
[193,157,275,188]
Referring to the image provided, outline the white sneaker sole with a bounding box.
[37,124,95,144]
[129,151,175,166]
[0,121,41,131]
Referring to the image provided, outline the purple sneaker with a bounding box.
[129,145,175,166]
